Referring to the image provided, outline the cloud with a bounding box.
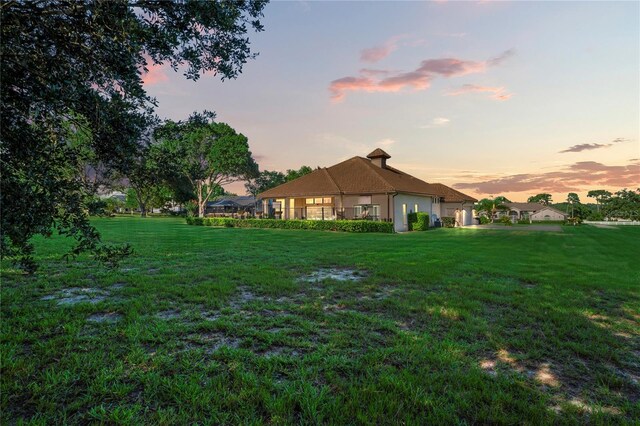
[417,58,486,77]
[487,49,516,66]
[559,138,631,153]
[141,60,170,86]
[420,117,451,128]
[612,137,631,144]
[360,35,406,63]
[445,84,513,101]
[329,49,514,102]
[559,143,612,153]
[376,138,396,146]
[454,160,640,194]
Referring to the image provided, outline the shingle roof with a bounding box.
[258,153,477,202]
[504,202,547,211]
[423,183,478,203]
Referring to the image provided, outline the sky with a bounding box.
[143,0,640,203]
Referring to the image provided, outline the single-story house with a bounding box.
[206,196,259,217]
[496,202,567,222]
[530,206,567,221]
[258,148,477,232]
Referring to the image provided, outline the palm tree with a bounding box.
[475,196,510,223]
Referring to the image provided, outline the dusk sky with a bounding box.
[144,0,639,203]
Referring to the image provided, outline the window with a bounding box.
[414,204,419,213]
[307,197,333,205]
[402,204,407,225]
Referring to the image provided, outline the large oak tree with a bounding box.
[1,0,267,271]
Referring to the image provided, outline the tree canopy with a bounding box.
[285,166,313,182]
[156,113,259,217]
[601,189,640,220]
[1,1,267,271]
[527,193,553,205]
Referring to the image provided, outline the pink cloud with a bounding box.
[446,84,513,101]
[454,160,640,195]
[141,60,170,86]
[329,49,514,102]
[360,35,406,63]
[418,58,486,77]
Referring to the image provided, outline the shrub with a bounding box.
[407,212,417,231]
[186,218,394,233]
[499,215,513,226]
[565,217,582,226]
[441,217,455,228]
[413,212,430,231]
[479,216,491,225]
[517,218,530,225]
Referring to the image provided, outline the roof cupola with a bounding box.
[366,148,391,169]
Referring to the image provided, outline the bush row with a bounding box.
[441,217,455,228]
[186,216,394,233]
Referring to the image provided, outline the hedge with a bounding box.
[186,217,394,233]
[412,212,430,231]
[441,216,455,228]
[407,212,417,230]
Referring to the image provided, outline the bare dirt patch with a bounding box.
[41,287,110,305]
[155,309,182,320]
[109,282,127,290]
[183,332,241,353]
[260,345,303,358]
[87,312,123,323]
[299,268,368,283]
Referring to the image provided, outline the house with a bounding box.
[258,148,477,232]
[206,196,259,217]
[497,202,567,222]
[530,206,567,221]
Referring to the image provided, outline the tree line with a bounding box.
[475,190,640,222]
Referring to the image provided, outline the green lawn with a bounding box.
[2,217,639,424]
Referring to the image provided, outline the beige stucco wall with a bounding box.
[531,208,565,221]
[441,202,474,226]
[393,194,433,232]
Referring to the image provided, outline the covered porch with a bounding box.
[261,195,389,221]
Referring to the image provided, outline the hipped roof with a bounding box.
[259,155,477,202]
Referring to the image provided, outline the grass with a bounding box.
[2,217,639,424]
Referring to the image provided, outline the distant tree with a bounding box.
[285,166,313,182]
[475,196,510,223]
[566,193,581,218]
[528,193,553,205]
[157,112,259,217]
[245,170,287,197]
[587,190,612,212]
[601,189,640,220]
[1,1,267,272]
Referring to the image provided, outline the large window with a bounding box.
[306,197,333,205]
[354,204,380,220]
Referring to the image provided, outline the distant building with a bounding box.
[496,202,567,222]
[205,196,260,217]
